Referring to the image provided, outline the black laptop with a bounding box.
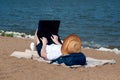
[37,20,62,45]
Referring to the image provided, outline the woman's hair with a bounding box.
[61,34,82,55]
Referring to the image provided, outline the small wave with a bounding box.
[82,41,106,48]
[84,47,120,55]
[0,30,34,39]
[83,41,120,54]
[96,47,120,54]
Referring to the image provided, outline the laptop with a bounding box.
[37,20,62,45]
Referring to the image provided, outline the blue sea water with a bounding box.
[0,0,120,49]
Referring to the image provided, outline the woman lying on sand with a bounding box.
[34,30,86,66]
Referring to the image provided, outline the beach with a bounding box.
[0,0,120,79]
[0,36,120,80]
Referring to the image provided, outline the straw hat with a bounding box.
[61,34,82,55]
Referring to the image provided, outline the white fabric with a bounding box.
[11,50,39,58]
[10,49,116,68]
[30,42,35,51]
[85,57,116,68]
[46,44,62,60]
[10,51,32,59]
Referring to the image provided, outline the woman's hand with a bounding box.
[51,35,61,45]
[40,37,48,46]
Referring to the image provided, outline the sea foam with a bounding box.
[96,47,120,54]
[0,30,34,39]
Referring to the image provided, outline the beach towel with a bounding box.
[10,49,116,68]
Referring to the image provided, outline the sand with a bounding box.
[0,36,120,80]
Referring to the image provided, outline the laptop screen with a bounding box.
[37,20,61,45]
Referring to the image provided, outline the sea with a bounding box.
[0,0,120,52]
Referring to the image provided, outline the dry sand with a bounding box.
[0,36,120,80]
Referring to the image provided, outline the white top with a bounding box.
[46,44,62,60]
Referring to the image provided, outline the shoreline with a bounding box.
[0,30,120,54]
[0,36,120,80]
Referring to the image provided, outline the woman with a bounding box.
[34,30,85,60]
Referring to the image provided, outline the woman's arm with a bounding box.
[34,29,40,46]
[40,37,48,60]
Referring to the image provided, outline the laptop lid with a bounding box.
[37,20,61,45]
